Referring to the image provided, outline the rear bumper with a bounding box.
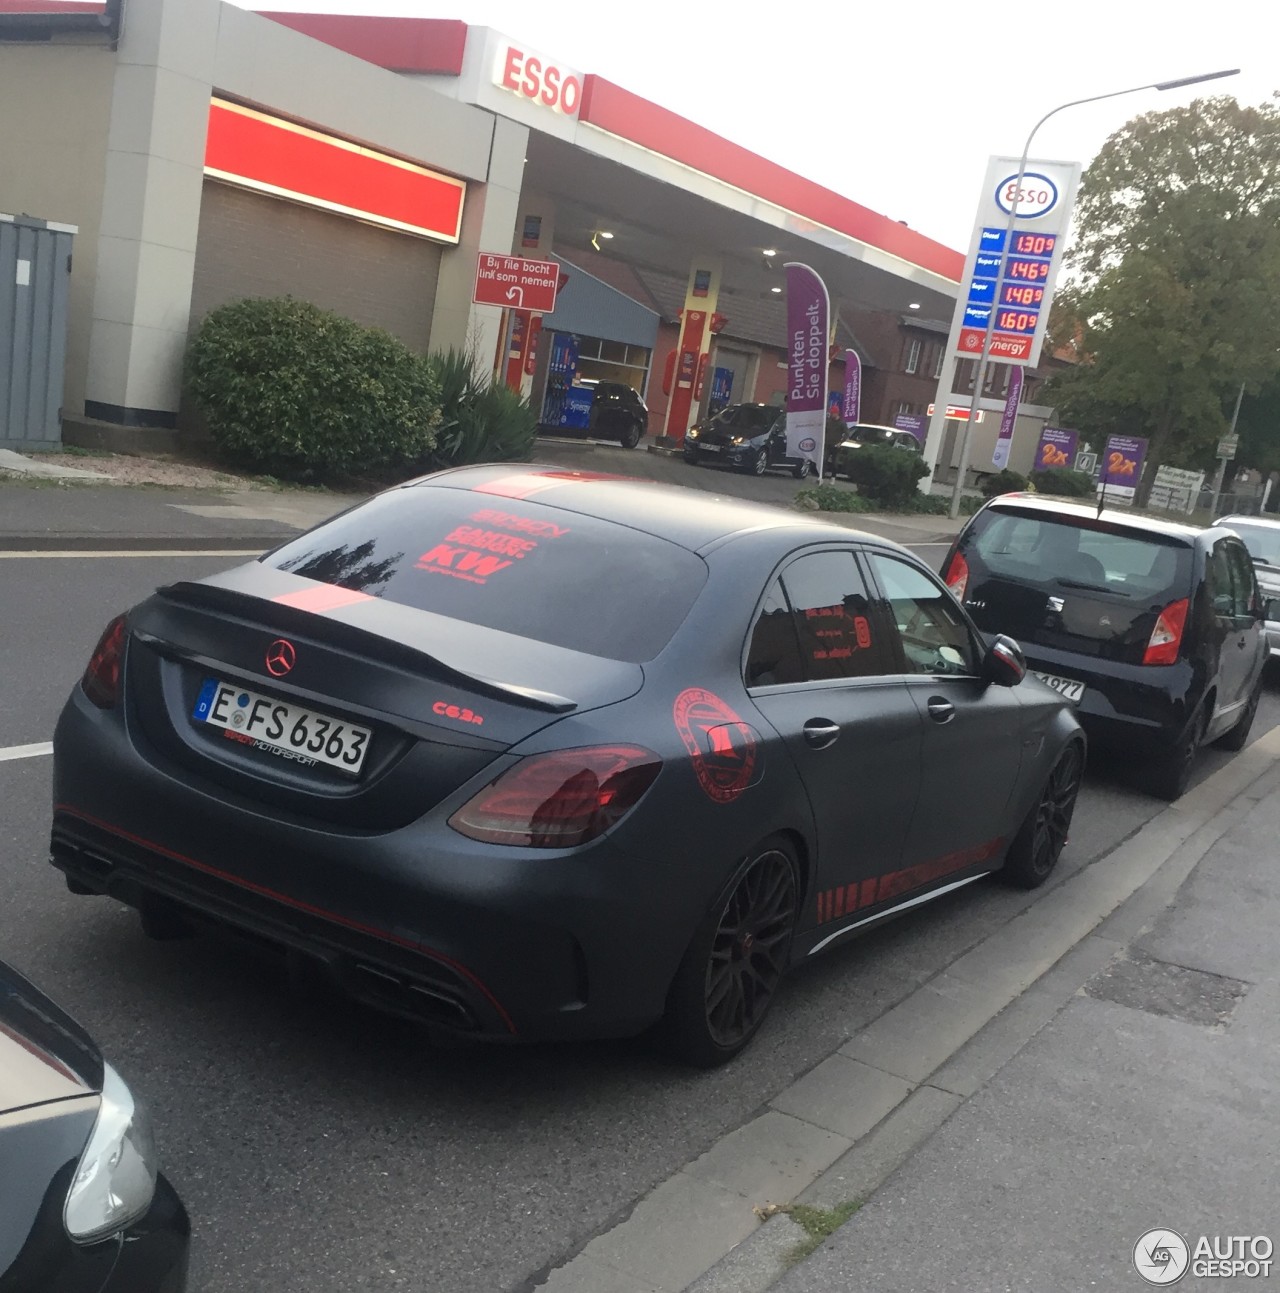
[51,692,689,1044]
[107,1174,190,1293]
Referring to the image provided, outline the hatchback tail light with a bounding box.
[82,614,127,708]
[944,552,970,602]
[1143,598,1189,665]
[449,745,662,848]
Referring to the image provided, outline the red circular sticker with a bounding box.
[673,687,758,804]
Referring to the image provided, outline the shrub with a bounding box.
[1030,467,1095,497]
[185,297,440,482]
[795,482,875,513]
[981,468,1027,497]
[418,348,537,472]
[841,444,931,507]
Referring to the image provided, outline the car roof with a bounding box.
[1218,514,1280,528]
[980,493,1219,543]
[402,464,900,554]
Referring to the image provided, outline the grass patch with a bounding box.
[795,483,875,513]
[783,1198,864,1264]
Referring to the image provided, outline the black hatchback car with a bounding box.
[942,495,1266,799]
[684,404,817,478]
[586,381,648,448]
[1,960,189,1291]
[52,467,1082,1066]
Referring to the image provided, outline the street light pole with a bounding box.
[947,67,1240,520]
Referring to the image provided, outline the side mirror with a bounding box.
[984,634,1026,687]
[1267,599,1280,623]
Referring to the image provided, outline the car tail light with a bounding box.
[944,552,970,602]
[1143,598,1189,665]
[82,614,127,708]
[449,745,662,848]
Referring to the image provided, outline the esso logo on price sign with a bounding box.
[496,45,582,116]
[995,172,1059,218]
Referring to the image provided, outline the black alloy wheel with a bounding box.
[662,838,799,1066]
[1151,708,1205,801]
[1218,678,1262,752]
[793,458,813,480]
[1001,742,1084,888]
[619,420,643,449]
[751,449,769,476]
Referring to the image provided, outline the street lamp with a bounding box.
[947,67,1240,519]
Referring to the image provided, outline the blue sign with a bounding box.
[710,366,733,414]
[1003,257,1052,284]
[968,279,996,304]
[979,226,1007,252]
[973,253,1002,279]
[964,304,993,329]
[558,386,595,430]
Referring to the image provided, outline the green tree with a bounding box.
[1042,94,1280,503]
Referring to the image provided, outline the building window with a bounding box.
[933,346,945,379]
[904,338,921,374]
[893,400,915,419]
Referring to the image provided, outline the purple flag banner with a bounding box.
[785,262,830,476]
[1034,426,1079,472]
[842,349,861,425]
[991,367,1023,469]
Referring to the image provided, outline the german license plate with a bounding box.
[193,679,371,774]
[1031,671,1085,704]
[699,442,720,452]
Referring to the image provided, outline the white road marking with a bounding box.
[0,550,261,559]
[0,742,54,762]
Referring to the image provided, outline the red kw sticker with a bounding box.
[673,687,758,804]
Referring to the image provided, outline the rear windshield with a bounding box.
[1222,521,1280,566]
[971,510,1191,599]
[264,487,707,662]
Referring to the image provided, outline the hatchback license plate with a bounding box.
[193,679,371,774]
[1031,671,1085,704]
[699,443,720,453]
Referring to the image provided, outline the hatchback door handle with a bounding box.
[803,719,841,749]
[927,697,955,724]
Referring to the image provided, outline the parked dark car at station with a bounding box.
[828,423,923,478]
[0,959,189,1291]
[52,467,1083,1066]
[585,381,648,448]
[683,403,817,478]
[942,495,1266,799]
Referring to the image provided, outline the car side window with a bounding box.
[1225,541,1258,620]
[770,551,896,682]
[867,553,979,676]
[1208,542,1244,620]
[745,580,806,686]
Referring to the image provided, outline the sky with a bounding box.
[226,0,1280,253]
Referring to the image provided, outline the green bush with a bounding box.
[841,443,931,507]
[1029,467,1095,497]
[184,297,440,482]
[981,468,1027,497]
[795,482,875,513]
[419,348,537,472]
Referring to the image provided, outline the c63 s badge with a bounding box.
[673,687,760,804]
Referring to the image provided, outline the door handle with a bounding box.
[803,719,841,749]
[926,697,956,724]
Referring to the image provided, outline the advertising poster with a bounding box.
[991,368,1023,469]
[1033,426,1079,472]
[893,413,927,442]
[784,263,830,475]
[842,350,862,426]
[1098,434,1149,506]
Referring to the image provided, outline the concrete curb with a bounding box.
[532,728,1280,1293]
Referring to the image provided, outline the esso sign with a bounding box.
[995,172,1059,218]
[497,45,582,117]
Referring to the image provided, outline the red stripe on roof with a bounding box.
[578,76,964,283]
[258,12,468,75]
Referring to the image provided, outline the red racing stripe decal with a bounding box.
[272,585,374,613]
[54,805,516,1035]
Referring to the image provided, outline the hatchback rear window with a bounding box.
[264,487,707,662]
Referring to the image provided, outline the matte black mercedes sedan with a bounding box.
[943,495,1266,800]
[0,960,189,1291]
[52,467,1082,1066]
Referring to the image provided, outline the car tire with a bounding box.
[1150,708,1206,801]
[1217,678,1262,752]
[660,836,799,1068]
[749,450,768,477]
[683,451,700,466]
[999,741,1084,889]
[619,421,643,449]
[792,458,813,480]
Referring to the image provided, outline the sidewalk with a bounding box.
[727,756,1280,1293]
[0,441,966,550]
